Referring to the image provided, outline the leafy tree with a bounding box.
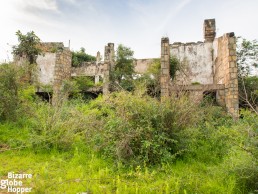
[237,37,258,113]
[12,30,41,65]
[12,30,42,84]
[237,37,258,77]
[111,44,135,91]
[72,47,96,67]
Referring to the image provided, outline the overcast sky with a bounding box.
[0,0,258,62]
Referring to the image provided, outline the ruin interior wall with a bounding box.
[36,53,56,85]
[134,59,155,74]
[170,42,214,85]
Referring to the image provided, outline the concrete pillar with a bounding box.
[160,37,170,100]
[104,45,110,63]
[204,19,216,42]
[96,51,101,64]
[103,43,114,95]
[107,43,115,69]
[52,48,72,106]
[95,75,99,84]
[224,33,239,119]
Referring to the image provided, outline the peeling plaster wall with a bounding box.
[134,59,155,74]
[171,42,214,85]
[36,53,56,85]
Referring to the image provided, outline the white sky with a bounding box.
[0,0,258,62]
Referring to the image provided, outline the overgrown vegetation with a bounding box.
[72,47,96,67]
[0,64,21,121]
[110,44,135,91]
[237,37,258,112]
[0,74,257,192]
[72,76,95,91]
[82,92,201,165]
[139,56,180,97]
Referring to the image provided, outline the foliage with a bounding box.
[110,44,135,91]
[140,56,180,97]
[83,91,201,165]
[12,30,41,64]
[170,55,180,80]
[237,37,258,112]
[0,64,21,121]
[0,104,257,193]
[0,63,38,122]
[72,47,96,67]
[72,76,95,91]
[239,76,258,110]
[141,58,161,97]
[29,101,88,151]
[0,86,257,193]
[237,37,258,77]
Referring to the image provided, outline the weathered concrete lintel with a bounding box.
[170,84,225,91]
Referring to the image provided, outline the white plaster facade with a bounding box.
[36,53,56,85]
[171,42,214,85]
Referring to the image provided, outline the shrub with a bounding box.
[29,101,88,151]
[83,91,201,165]
[0,63,22,121]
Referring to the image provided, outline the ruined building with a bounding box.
[160,19,239,119]
[22,19,238,118]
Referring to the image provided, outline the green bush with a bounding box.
[82,91,201,165]
[0,63,22,121]
[72,76,95,91]
[177,108,258,192]
[29,101,87,151]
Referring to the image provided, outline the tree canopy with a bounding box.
[237,37,258,77]
[12,30,41,64]
[72,47,96,67]
[110,44,135,91]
